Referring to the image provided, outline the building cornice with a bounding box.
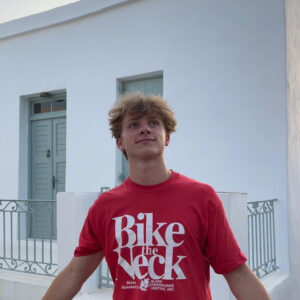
[0,0,138,40]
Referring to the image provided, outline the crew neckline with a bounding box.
[124,170,179,192]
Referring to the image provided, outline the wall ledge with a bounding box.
[0,269,54,286]
[261,271,289,293]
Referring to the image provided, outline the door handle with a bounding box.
[47,149,51,157]
[52,176,56,190]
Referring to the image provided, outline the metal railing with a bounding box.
[0,199,58,276]
[247,199,278,278]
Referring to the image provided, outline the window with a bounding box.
[116,74,163,184]
[31,96,66,115]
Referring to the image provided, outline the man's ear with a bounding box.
[116,138,124,151]
[165,133,170,146]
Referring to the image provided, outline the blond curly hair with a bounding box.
[108,93,177,139]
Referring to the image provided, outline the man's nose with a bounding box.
[140,121,151,134]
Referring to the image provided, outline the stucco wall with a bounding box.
[0,0,289,279]
[285,0,300,298]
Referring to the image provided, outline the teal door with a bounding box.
[30,117,66,239]
[119,76,163,182]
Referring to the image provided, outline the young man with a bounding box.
[42,93,270,300]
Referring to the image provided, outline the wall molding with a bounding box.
[0,0,138,40]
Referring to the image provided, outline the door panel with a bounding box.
[53,118,66,194]
[51,118,66,239]
[30,117,66,239]
[31,120,52,200]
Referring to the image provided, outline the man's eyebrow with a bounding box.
[126,115,159,122]
[127,116,141,121]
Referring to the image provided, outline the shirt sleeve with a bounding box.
[203,185,247,274]
[74,203,103,257]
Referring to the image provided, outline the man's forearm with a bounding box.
[230,274,270,300]
[224,264,270,300]
[42,264,82,300]
[42,252,103,300]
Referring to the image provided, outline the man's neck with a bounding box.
[128,157,171,186]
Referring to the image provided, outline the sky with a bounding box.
[0,0,80,24]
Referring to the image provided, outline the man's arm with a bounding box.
[223,263,271,300]
[42,251,103,300]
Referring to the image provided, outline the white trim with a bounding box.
[0,0,139,40]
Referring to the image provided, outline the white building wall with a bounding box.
[0,0,289,292]
[285,0,300,299]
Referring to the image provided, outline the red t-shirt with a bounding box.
[74,171,247,299]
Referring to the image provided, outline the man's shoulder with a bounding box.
[175,171,216,194]
[96,184,125,202]
[92,183,127,207]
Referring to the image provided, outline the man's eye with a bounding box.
[150,120,159,126]
[129,122,138,128]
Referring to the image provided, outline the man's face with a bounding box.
[116,113,170,161]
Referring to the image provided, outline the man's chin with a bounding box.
[130,150,162,161]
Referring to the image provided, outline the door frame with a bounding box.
[27,93,66,239]
[28,93,66,200]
